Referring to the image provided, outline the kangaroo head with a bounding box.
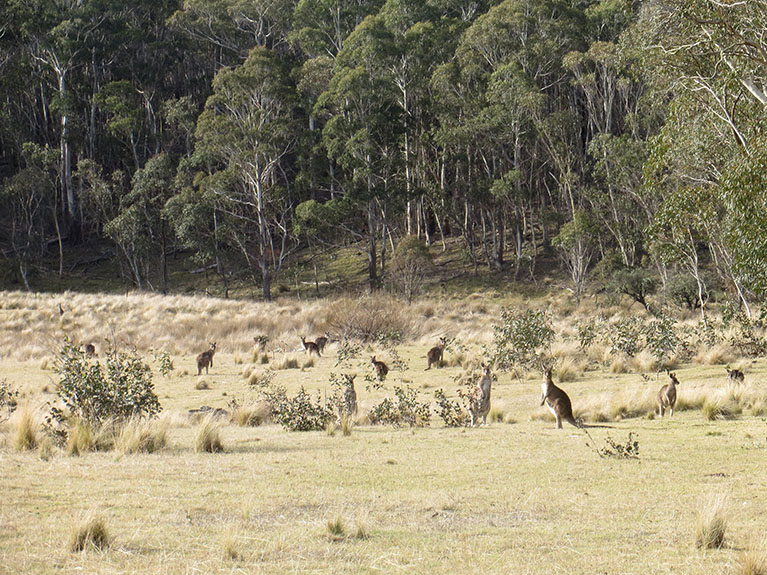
[371,355,376,363]
[543,365,553,381]
[344,374,356,386]
[669,372,679,385]
[482,363,492,377]
[210,342,216,351]
[439,336,447,346]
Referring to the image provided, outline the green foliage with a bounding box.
[50,338,161,430]
[642,314,680,362]
[610,267,656,310]
[608,316,643,357]
[667,273,703,311]
[434,389,469,428]
[369,385,430,427]
[491,308,554,370]
[598,432,640,459]
[0,379,19,423]
[151,349,174,376]
[258,384,334,432]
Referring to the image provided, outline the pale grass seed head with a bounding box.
[739,538,767,575]
[116,417,168,454]
[326,515,345,541]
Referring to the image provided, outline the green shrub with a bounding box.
[369,385,430,427]
[260,384,334,432]
[491,308,554,370]
[51,338,161,430]
[434,389,469,428]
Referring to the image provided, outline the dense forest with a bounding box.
[0,0,765,309]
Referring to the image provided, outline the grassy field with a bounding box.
[2,291,767,574]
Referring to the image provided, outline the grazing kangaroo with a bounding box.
[337,374,358,422]
[657,371,679,417]
[371,356,389,381]
[84,343,96,358]
[315,332,330,354]
[726,367,745,384]
[301,336,321,357]
[541,366,578,429]
[426,337,447,370]
[196,342,217,376]
[469,364,493,426]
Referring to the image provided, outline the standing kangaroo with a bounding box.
[337,374,358,422]
[315,333,330,354]
[371,356,389,381]
[196,342,217,376]
[657,371,679,417]
[469,364,493,426]
[426,337,447,370]
[541,366,578,429]
[301,336,321,357]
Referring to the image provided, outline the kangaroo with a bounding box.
[315,332,330,354]
[337,374,358,423]
[726,366,745,384]
[253,336,268,352]
[84,343,96,358]
[371,356,389,381]
[541,366,578,429]
[425,337,447,370]
[469,364,493,426]
[196,342,217,376]
[657,371,679,417]
[301,336,321,357]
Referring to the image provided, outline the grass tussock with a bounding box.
[488,407,505,423]
[38,436,55,460]
[273,355,300,370]
[609,357,629,374]
[195,380,210,390]
[556,357,582,382]
[695,494,728,549]
[302,357,315,369]
[702,399,741,421]
[325,296,416,342]
[695,344,736,366]
[340,415,354,436]
[68,514,111,552]
[326,516,345,541]
[223,533,242,561]
[116,417,168,454]
[65,419,115,455]
[231,402,270,427]
[12,405,39,451]
[195,415,224,453]
[629,349,659,374]
[739,540,767,575]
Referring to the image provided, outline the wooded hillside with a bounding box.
[0,0,764,309]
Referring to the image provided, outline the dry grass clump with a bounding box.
[195,380,210,390]
[12,405,39,451]
[340,415,354,436]
[609,358,629,374]
[223,533,242,561]
[326,516,345,541]
[231,401,270,427]
[65,419,115,455]
[695,344,736,366]
[694,494,728,549]
[702,398,742,421]
[556,357,583,382]
[116,417,168,454]
[38,436,55,461]
[273,355,300,370]
[195,414,224,453]
[241,364,255,380]
[738,539,767,575]
[302,357,315,369]
[629,349,659,374]
[68,514,111,552]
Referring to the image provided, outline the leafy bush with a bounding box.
[491,308,554,370]
[50,338,161,434]
[369,385,430,427]
[667,273,703,310]
[151,349,174,376]
[610,267,657,311]
[576,318,603,351]
[0,379,19,423]
[643,314,680,362]
[598,432,640,459]
[728,314,767,357]
[608,316,643,357]
[258,383,334,431]
[434,389,469,428]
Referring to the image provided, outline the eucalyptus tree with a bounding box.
[190,46,300,300]
[318,14,402,291]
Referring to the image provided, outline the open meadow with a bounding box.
[2,290,767,574]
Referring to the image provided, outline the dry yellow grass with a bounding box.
[3,292,767,573]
